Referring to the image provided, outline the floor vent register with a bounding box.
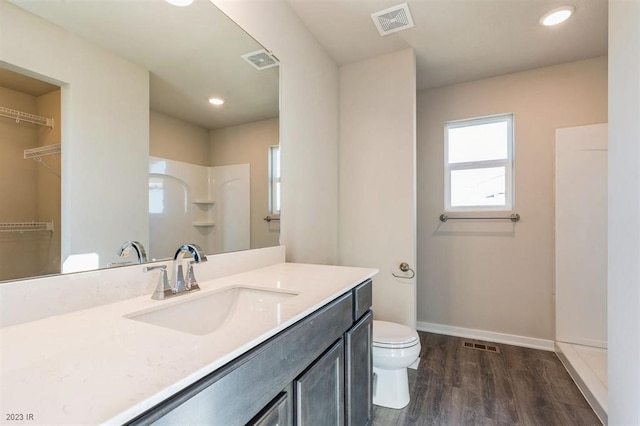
[462,341,501,353]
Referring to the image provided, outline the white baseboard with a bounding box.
[416,321,555,352]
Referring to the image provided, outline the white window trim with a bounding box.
[444,113,515,212]
[268,145,280,216]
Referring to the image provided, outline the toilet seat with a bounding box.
[372,320,419,349]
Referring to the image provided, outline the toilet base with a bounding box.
[372,366,410,409]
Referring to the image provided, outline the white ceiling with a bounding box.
[11,0,279,130]
[10,0,608,126]
[286,0,608,90]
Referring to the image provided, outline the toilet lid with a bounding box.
[372,320,419,349]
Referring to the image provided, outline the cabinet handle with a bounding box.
[392,262,415,279]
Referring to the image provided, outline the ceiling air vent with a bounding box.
[241,49,279,70]
[371,3,415,36]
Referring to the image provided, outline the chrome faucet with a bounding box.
[172,243,208,293]
[146,244,207,300]
[144,244,207,300]
[146,265,170,300]
[117,240,148,264]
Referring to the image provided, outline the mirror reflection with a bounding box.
[0,0,280,282]
[0,69,61,281]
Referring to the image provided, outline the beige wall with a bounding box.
[339,49,417,327]
[417,56,608,340]
[209,118,280,250]
[1,1,150,269]
[0,87,38,280]
[0,86,60,280]
[36,89,61,275]
[0,87,38,222]
[213,0,339,264]
[608,0,640,422]
[149,110,210,166]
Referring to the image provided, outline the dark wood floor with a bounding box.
[372,332,602,426]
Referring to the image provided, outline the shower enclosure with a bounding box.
[149,156,250,261]
[555,123,608,424]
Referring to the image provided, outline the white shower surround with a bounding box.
[149,156,250,260]
[555,123,608,423]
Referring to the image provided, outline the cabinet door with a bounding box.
[247,391,291,426]
[294,339,344,426]
[345,311,373,426]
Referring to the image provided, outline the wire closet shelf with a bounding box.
[0,106,54,128]
[24,144,61,160]
[23,144,61,177]
[0,222,54,233]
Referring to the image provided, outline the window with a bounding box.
[148,178,164,214]
[444,114,514,211]
[268,145,281,215]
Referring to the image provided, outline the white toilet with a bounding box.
[372,320,421,409]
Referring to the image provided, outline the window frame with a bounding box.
[268,144,281,216]
[444,113,514,212]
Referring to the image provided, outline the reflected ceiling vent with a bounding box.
[371,3,415,36]
[241,49,279,70]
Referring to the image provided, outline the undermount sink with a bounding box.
[125,286,299,335]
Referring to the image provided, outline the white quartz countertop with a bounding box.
[0,263,377,425]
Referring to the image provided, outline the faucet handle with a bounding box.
[186,261,201,292]
[174,262,187,293]
[146,265,171,300]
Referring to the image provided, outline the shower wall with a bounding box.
[148,156,250,260]
[150,111,280,251]
[555,123,608,422]
[555,123,608,348]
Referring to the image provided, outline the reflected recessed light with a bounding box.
[208,97,224,106]
[540,6,575,26]
[165,0,194,7]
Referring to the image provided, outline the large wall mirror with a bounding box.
[0,0,280,283]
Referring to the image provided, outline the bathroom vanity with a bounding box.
[0,262,377,425]
[130,279,373,425]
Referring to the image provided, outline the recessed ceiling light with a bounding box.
[208,97,224,106]
[540,6,575,26]
[165,0,194,7]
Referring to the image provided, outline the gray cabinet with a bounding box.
[345,310,373,426]
[127,280,373,426]
[248,391,291,426]
[294,339,344,425]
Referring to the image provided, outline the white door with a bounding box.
[338,49,417,328]
[555,123,607,348]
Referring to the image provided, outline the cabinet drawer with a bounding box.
[353,280,372,321]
